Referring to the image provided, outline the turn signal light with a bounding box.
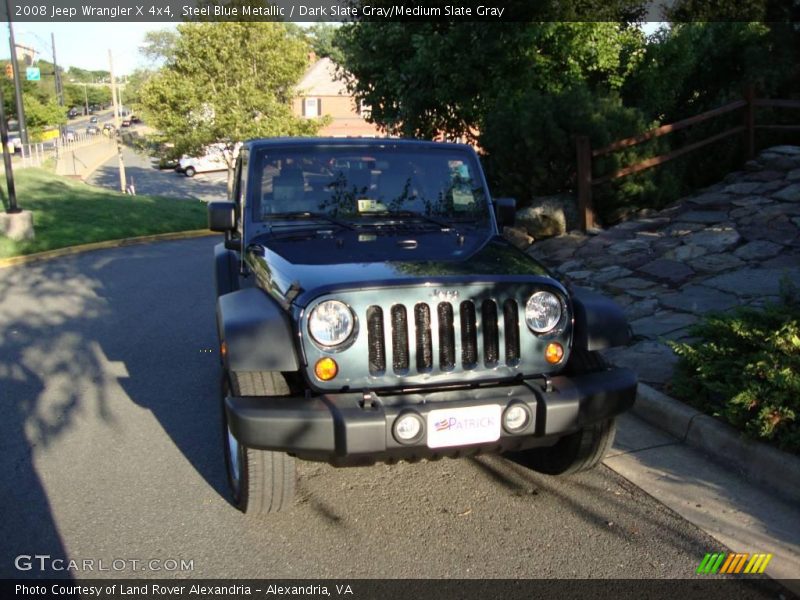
[314,357,338,381]
[545,343,564,364]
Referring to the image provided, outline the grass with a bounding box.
[0,168,207,258]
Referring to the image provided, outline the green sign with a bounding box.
[26,67,40,81]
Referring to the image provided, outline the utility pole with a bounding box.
[51,32,63,107]
[108,49,126,193]
[51,32,64,149]
[0,83,19,213]
[6,0,28,146]
[83,83,88,115]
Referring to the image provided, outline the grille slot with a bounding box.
[460,301,478,368]
[437,302,456,370]
[391,305,409,372]
[482,299,499,367]
[362,295,523,378]
[367,306,385,374]
[414,303,433,371]
[503,299,520,364]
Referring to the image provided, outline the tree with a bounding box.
[306,23,344,64]
[336,22,643,142]
[139,21,327,196]
[23,95,66,139]
[139,28,178,65]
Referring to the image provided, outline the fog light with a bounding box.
[314,357,338,381]
[503,403,530,433]
[545,342,564,364]
[393,412,424,444]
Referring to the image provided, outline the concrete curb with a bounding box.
[633,383,800,504]
[0,229,216,269]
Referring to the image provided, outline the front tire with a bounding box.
[184,166,196,177]
[509,349,617,475]
[221,371,296,514]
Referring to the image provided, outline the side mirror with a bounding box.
[208,201,236,232]
[494,197,516,228]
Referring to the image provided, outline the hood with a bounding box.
[247,226,555,306]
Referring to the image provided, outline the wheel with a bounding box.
[508,349,617,475]
[221,370,296,514]
[184,166,196,177]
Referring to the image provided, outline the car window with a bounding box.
[253,147,488,223]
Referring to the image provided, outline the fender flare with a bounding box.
[214,242,240,298]
[216,287,300,373]
[571,286,632,351]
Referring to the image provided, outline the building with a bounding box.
[293,55,382,138]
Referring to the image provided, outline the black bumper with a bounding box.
[225,367,637,464]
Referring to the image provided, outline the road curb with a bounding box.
[632,383,800,504]
[0,229,216,269]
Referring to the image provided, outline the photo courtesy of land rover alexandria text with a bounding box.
[208,138,637,515]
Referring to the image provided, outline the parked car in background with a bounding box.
[64,128,76,142]
[86,125,100,135]
[121,118,131,127]
[177,143,238,177]
[89,116,98,123]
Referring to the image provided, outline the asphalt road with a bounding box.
[0,237,749,581]
[87,145,228,203]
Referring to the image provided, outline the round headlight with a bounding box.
[525,291,562,333]
[308,300,355,347]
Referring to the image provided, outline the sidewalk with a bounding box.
[54,136,117,179]
[604,412,800,591]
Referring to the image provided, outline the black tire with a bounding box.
[184,166,196,177]
[510,349,616,475]
[221,371,296,514]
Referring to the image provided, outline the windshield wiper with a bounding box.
[268,212,354,230]
[364,210,456,231]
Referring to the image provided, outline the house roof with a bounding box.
[297,57,348,97]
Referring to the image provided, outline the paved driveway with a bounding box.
[87,146,228,203]
[0,237,752,581]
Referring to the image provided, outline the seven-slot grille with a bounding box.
[367,299,521,375]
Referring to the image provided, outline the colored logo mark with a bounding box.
[434,418,451,432]
[697,552,773,575]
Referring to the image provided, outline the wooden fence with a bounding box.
[575,86,800,230]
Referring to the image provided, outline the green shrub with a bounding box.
[669,283,800,454]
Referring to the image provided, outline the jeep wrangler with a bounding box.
[209,138,637,514]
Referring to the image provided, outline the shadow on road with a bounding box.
[0,237,226,576]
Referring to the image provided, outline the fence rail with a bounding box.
[14,131,112,169]
[575,85,799,230]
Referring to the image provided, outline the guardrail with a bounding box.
[575,85,800,230]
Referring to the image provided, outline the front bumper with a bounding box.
[225,367,637,464]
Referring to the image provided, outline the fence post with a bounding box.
[575,135,595,231]
[743,84,755,161]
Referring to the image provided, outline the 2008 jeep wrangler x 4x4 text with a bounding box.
[209,138,637,514]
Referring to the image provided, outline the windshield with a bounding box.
[252,145,489,224]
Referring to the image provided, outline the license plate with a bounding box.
[426,405,501,449]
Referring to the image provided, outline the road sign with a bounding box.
[26,67,40,81]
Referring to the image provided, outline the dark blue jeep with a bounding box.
[209,138,637,514]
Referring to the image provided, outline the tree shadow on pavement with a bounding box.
[0,236,227,576]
